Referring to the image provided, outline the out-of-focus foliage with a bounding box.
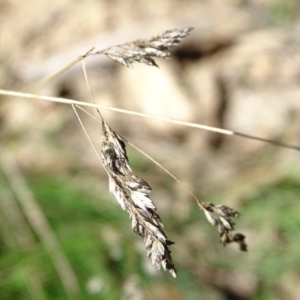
[1,168,300,299]
[1,0,300,299]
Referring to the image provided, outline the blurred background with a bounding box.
[1,0,300,299]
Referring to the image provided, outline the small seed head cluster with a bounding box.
[203,203,247,251]
[98,27,194,68]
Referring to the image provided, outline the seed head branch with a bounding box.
[100,119,177,277]
[72,103,177,277]
[95,27,194,68]
[74,104,247,253]
[203,202,247,251]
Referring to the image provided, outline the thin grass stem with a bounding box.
[25,48,95,92]
[0,89,300,151]
[71,104,103,164]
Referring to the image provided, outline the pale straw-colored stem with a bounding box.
[0,88,300,151]
[71,104,103,164]
[25,48,95,92]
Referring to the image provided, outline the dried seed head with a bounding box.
[99,27,193,68]
[100,120,177,277]
[203,202,247,251]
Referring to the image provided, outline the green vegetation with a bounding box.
[269,0,300,24]
[1,170,299,299]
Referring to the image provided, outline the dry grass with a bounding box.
[1,25,300,288]
[0,27,249,280]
